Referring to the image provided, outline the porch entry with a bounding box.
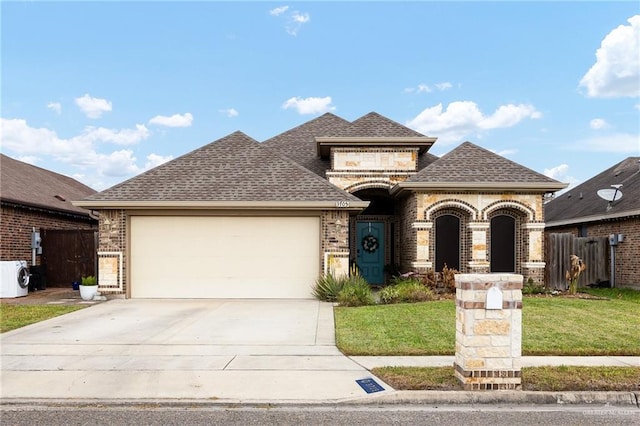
[356,221,385,285]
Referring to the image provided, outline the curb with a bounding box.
[354,390,640,406]
[1,391,639,408]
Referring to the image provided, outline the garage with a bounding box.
[130,215,320,299]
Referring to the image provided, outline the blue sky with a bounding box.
[2,1,639,192]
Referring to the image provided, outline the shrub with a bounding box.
[312,273,344,302]
[379,278,435,304]
[523,277,547,295]
[337,282,374,307]
[337,271,374,307]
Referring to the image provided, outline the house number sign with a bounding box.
[335,201,350,208]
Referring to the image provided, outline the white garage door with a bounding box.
[130,216,320,298]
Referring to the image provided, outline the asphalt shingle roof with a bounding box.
[0,154,96,217]
[262,113,350,176]
[83,131,360,203]
[324,112,427,138]
[406,141,563,185]
[545,157,640,224]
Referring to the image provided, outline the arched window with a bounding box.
[435,215,460,272]
[490,215,515,272]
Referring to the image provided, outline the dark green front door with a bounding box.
[356,221,385,285]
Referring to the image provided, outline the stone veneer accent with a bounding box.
[407,192,546,283]
[454,274,523,391]
[321,210,351,277]
[96,209,127,293]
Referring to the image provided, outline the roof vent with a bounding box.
[54,195,66,202]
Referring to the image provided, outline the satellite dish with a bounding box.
[597,188,623,202]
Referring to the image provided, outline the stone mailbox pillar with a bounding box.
[454,273,523,390]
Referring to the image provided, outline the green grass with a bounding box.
[373,366,640,391]
[334,289,640,356]
[335,301,454,355]
[0,305,85,333]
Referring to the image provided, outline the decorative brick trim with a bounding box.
[468,222,490,230]
[411,221,433,229]
[522,222,546,230]
[522,261,546,269]
[457,281,523,291]
[455,363,522,378]
[455,300,523,309]
[482,200,535,221]
[424,199,478,221]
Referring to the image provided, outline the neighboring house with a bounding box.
[75,112,566,299]
[1,154,98,286]
[545,157,640,288]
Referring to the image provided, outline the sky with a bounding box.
[1,1,639,193]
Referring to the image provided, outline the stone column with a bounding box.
[454,273,523,390]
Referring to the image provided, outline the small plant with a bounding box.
[81,275,97,286]
[379,277,435,304]
[312,272,344,302]
[337,266,374,307]
[523,277,547,295]
[337,280,374,307]
[440,264,458,292]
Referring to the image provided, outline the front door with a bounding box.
[356,221,385,285]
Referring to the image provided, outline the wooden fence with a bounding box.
[545,233,609,290]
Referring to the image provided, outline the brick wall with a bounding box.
[546,216,640,286]
[96,209,127,294]
[398,194,418,271]
[1,204,97,267]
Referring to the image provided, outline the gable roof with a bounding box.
[76,131,367,210]
[0,154,96,218]
[392,141,567,193]
[545,157,640,226]
[262,112,351,176]
[324,112,427,138]
[315,112,436,158]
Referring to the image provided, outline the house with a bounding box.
[0,154,98,287]
[75,112,566,298]
[545,157,640,288]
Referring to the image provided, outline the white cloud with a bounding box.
[406,101,542,144]
[0,117,150,166]
[405,82,454,94]
[579,15,640,98]
[80,124,150,145]
[435,82,453,91]
[589,118,609,130]
[490,148,518,157]
[269,6,289,16]
[148,112,193,127]
[145,153,173,170]
[47,102,61,114]
[270,6,310,36]
[219,108,239,118]
[282,96,335,115]
[570,133,640,153]
[544,163,580,191]
[75,94,112,118]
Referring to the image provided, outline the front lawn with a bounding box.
[0,305,85,333]
[373,366,640,391]
[334,288,640,356]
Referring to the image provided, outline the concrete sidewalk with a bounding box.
[351,355,640,369]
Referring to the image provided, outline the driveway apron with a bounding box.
[0,299,391,402]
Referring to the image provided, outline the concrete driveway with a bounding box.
[0,299,391,402]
